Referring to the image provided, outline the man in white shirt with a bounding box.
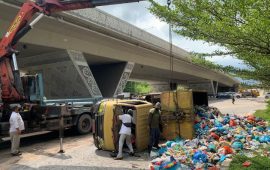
[9,104,25,156]
[115,109,135,160]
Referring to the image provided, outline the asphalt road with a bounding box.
[209,97,267,115]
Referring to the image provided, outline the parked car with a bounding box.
[242,91,254,98]
[265,92,270,99]
[217,92,241,99]
[217,92,232,99]
[229,92,242,99]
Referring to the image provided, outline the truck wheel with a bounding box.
[77,114,91,134]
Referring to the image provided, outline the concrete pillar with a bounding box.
[210,80,215,97]
[189,82,212,95]
[210,80,218,97]
[91,62,134,97]
[67,50,102,97]
[114,62,134,97]
[215,81,219,95]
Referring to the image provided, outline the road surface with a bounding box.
[209,97,267,115]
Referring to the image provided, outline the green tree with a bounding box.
[149,0,270,87]
[124,81,152,94]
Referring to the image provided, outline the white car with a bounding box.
[265,92,270,99]
[234,92,242,99]
[228,92,242,99]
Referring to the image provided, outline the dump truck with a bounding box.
[239,89,260,98]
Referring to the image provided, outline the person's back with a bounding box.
[119,114,132,135]
[148,102,162,154]
[149,108,160,128]
[115,109,134,160]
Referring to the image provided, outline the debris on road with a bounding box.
[242,161,251,167]
[150,106,270,170]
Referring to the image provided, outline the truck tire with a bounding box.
[77,114,91,134]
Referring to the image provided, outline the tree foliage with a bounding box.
[149,0,270,87]
[124,81,152,94]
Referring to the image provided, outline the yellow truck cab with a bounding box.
[93,99,153,151]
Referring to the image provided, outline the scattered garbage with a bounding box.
[242,161,251,167]
[150,106,270,170]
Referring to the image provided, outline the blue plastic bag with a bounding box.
[192,151,208,163]
[208,143,216,153]
[166,141,174,147]
[259,135,270,143]
[158,147,167,155]
[232,141,243,150]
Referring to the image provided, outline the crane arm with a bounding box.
[0,0,143,103]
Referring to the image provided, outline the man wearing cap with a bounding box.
[148,102,162,154]
[115,109,135,160]
[9,105,24,156]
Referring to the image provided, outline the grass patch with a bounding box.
[254,100,270,123]
[229,155,270,170]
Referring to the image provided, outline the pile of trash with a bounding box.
[150,106,270,170]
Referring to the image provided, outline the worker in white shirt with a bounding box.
[9,104,25,156]
[115,109,135,160]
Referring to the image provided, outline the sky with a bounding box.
[98,0,247,69]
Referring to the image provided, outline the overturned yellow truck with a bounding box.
[93,100,153,151]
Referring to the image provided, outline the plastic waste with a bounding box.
[232,141,243,150]
[192,150,208,163]
[259,135,270,143]
[150,106,270,169]
[208,143,216,153]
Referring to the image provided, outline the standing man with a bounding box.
[232,95,235,104]
[148,102,162,155]
[115,109,134,160]
[9,104,25,156]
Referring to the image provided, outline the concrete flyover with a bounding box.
[0,0,239,98]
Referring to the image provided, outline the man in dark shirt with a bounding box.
[232,95,235,104]
[148,102,162,154]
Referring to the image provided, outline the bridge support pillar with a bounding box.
[210,80,218,97]
[91,62,134,97]
[189,82,213,95]
[67,50,102,98]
